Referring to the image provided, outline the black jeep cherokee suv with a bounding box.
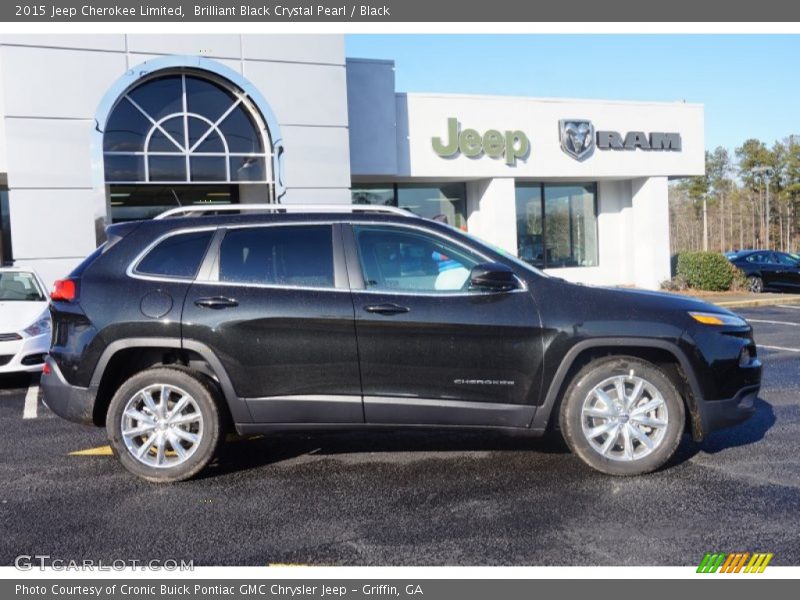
[42,205,761,482]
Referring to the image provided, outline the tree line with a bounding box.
[669,136,800,255]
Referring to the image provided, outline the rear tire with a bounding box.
[748,275,764,294]
[106,367,223,483]
[559,356,685,476]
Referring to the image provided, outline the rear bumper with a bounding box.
[695,384,759,439]
[40,356,96,425]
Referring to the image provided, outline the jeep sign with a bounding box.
[432,118,529,166]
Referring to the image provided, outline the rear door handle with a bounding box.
[363,303,410,316]
[194,296,239,310]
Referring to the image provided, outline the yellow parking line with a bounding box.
[69,435,263,456]
[69,445,113,456]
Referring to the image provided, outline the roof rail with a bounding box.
[154,203,417,220]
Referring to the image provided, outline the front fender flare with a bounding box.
[530,337,705,440]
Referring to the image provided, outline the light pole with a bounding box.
[753,166,771,249]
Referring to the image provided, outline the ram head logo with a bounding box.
[559,119,595,160]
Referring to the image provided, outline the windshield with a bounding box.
[0,271,46,302]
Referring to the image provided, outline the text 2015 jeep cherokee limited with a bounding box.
[41,205,761,482]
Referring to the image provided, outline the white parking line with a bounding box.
[23,384,39,419]
[776,305,800,310]
[747,319,800,327]
[759,345,800,354]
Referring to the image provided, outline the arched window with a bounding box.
[103,72,271,184]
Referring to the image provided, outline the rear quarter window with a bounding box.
[135,230,214,279]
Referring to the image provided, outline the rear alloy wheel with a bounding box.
[560,357,685,475]
[107,367,222,482]
[748,275,764,294]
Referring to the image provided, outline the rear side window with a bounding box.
[219,225,334,288]
[136,230,213,279]
[745,252,771,264]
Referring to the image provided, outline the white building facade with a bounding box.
[347,58,705,290]
[0,36,704,289]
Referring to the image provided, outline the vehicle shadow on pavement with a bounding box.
[669,397,776,465]
[0,373,33,391]
[206,429,571,478]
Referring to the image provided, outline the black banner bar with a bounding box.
[3,0,800,22]
[4,579,799,600]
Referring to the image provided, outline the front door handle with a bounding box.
[194,296,239,310]
[363,303,410,316]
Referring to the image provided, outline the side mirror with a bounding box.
[469,262,518,292]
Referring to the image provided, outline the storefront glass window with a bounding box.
[103,73,270,185]
[397,184,467,230]
[515,184,544,266]
[0,189,12,265]
[352,185,394,206]
[109,185,239,223]
[516,183,597,268]
[351,183,468,230]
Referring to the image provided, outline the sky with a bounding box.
[345,35,800,155]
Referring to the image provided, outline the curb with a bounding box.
[708,297,800,309]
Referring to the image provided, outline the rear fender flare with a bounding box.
[90,337,252,423]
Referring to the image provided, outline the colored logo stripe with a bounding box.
[697,552,773,573]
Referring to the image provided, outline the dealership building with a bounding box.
[0,34,704,289]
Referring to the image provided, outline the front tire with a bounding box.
[559,357,685,476]
[106,367,223,483]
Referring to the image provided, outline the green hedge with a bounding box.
[676,252,737,291]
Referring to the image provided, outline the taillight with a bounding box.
[42,362,51,375]
[51,279,77,302]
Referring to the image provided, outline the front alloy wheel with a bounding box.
[560,357,685,475]
[107,367,222,482]
[580,375,669,462]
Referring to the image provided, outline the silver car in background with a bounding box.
[0,268,51,374]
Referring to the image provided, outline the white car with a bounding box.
[0,268,51,374]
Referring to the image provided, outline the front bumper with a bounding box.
[697,384,759,437]
[40,356,96,425]
[0,333,49,373]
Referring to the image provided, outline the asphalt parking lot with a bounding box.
[1,305,799,567]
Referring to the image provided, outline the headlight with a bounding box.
[23,316,51,337]
[689,311,748,327]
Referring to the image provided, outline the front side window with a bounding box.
[218,226,334,288]
[516,183,598,268]
[0,271,46,302]
[136,230,213,279]
[353,226,481,293]
[775,253,798,266]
